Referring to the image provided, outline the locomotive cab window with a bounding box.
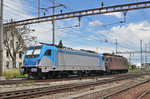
[25,46,42,58]
[44,50,51,56]
[105,58,108,61]
[102,57,105,61]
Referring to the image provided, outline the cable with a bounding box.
[4,8,26,18]
[135,0,150,22]
[51,0,94,22]
[3,4,32,17]
[56,1,138,50]
[61,27,136,51]
[4,0,38,13]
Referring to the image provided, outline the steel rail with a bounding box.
[102,79,150,99]
[3,1,150,27]
[137,88,150,99]
[0,74,145,99]
[0,72,147,85]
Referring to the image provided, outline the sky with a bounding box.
[3,0,150,64]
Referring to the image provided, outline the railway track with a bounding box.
[0,73,148,99]
[0,72,148,85]
[137,88,150,99]
[102,79,150,99]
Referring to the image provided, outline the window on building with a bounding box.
[10,40,13,48]
[6,61,9,69]
[6,50,9,57]
[16,42,19,48]
[44,50,51,56]
[19,52,22,58]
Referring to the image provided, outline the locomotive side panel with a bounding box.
[109,57,127,69]
[57,50,102,70]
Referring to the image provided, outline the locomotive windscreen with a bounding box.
[25,46,42,58]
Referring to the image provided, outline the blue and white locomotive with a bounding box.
[20,44,105,79]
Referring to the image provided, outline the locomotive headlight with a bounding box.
[31,68,37,72]
[19,68,24,72]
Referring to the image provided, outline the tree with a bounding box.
[3,25,37,68]
[58,40,63,47]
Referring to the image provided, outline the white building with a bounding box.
[2,27,27,70]
[135,63,141,69]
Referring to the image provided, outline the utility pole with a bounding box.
[52,0,55,44]
[0,0,3,78]
[115,39,117,54]
[129,52,132,64]
[38,0,40,17]
[140,40,143,69]
[41,0,64,44]
[145,43,147,68]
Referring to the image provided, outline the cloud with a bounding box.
[104,12,122,18]
[86,35,100,40]
[88,20,103,27]
[3,1,79,45]
[3,0,34,22]
[96,21,150,50]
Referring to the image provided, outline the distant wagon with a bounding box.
[103,53,128,73]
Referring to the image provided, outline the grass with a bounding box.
[2,69,27,79]
[2,68,149,79]
[128,68,150,73]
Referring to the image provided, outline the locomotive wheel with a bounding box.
[27,74,31,79]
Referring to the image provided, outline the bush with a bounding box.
[128,68,150,72]
[2,69,27,78]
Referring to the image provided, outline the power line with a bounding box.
[55,0,94,21]
[4,8,26,18]
[61,26,136,51]
[134,0,150,22]
[4,0,38,13]
[3,4,32,17]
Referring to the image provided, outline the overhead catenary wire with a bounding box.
[3,0,145,51]
[4,0,38,14]
[4,8,28,18]
[134,0,150,22]
[3,4,34,19]
[61,27,136,51]
[61,0,140,50]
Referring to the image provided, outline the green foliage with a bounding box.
[128,62,132,69]
[128,68,150,73]
[2,69,27,79]
[19,81,34,86]
[58,40,63,47]
[31,36,37,41]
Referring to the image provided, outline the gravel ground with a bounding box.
[0,77,113,93]
[142,92,150,99]
[0,75,149,99]
[35,76,150,99]
[108,80,150,99]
